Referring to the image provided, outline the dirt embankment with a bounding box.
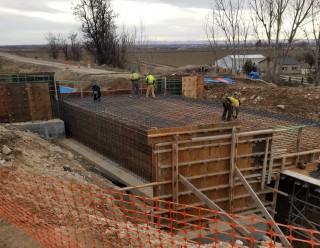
[204,81,320,121]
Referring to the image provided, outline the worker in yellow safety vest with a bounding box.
[145,73,156,99]
[130,70,141,98]
[222,92,240,121]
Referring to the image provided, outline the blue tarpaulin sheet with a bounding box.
[59,86,77,93]
[248,72,260,79]
[205,77,234,85]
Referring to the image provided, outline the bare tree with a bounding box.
[73,0,127,67]
[60,36,69,60]
[302,0,320,86]
[250,0,316,84]
[45,32,61,59]
[204,0,250,74]
[128,20,156,72]
[68,32,82,61]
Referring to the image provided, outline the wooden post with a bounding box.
[295,127,303,165]
[271,173,281,218]
[235,167,291,247]
[267,150,274,184]
[229,127,237,212]
[172,134,179,205]
[261,137,270,190]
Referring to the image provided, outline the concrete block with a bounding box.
[12,119,66,140]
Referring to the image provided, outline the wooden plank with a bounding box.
[26,83,52,121]
[229,127,236,212]
[267,150,274,184]
[270,173,281,218]
[235,167,290,247]
[261,138,270,190]
[172,135,179,204]
[295,127,303,165]
[282,166,320,187]
[178,174,251,238]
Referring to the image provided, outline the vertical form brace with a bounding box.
[267,150,274,184]
[295,127,303,165]
[271,173,280,218]
[281,157,286,172]
[235,167,291,247]
[172,134,179,206]
[261,137,270,190]
[229,127,237,213]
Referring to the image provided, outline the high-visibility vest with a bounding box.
[146,75,155,84]
[227,97,239,107]
[131,72,140,80]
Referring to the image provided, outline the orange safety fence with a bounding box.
[0,167,319,248]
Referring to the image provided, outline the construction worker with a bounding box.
[92,83,101,101]
[145,73,156,99]
[130,70,141,98]
[222,93,240,121]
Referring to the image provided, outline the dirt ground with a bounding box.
[0,51,317,247]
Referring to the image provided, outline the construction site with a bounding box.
[0,69,320,248]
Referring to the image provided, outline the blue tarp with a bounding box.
[204,77,234,85]
[248,72,260,79]
[59,86,77,93]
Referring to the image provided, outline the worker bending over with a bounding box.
[222,93,240,121]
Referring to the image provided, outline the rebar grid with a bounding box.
[61,94,319,181]
[62,94,319,150]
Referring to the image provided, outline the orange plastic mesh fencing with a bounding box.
[0,167,319,248]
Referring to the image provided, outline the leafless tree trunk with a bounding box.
[68,32,82,61]
[60,37,69,60]
[45,32,61,60]
[250,0,316,84]
[128,20,156,73]
[73,0,127,68]
[302,0,320,86]
[204,0,249,74]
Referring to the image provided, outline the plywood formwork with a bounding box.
[0,73,57,123]
[61,93,320,225]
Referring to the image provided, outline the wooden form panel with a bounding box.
[181,76,204,99]
[0,86,9,122]
[6,84,32,122]
[26,83,53,121]
[149,124,275,221]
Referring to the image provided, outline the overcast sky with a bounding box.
[0,0,212,45]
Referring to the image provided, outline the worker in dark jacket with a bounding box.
[222,93,240,121]
[92,83,101,101]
